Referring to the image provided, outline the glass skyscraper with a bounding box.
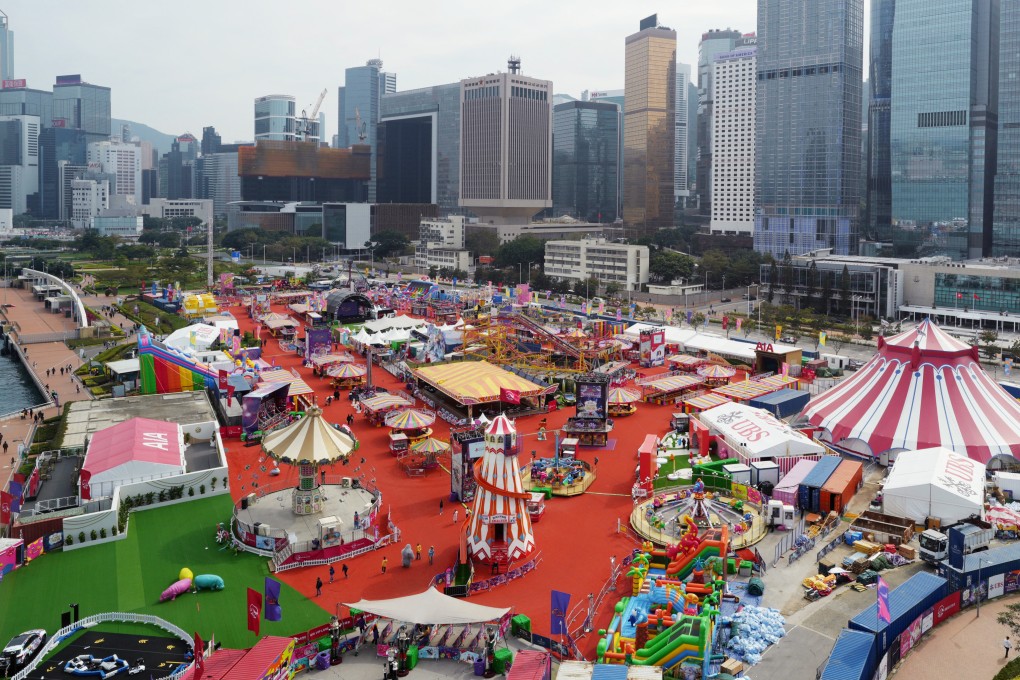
[339,59,389,202]
[623,19,676,229]
[993,0,1020,256]
[889,0,998,259]
[696,29,743,215]
[552,100,620,222]
[254,95,296,141]
[866,0,895,242]
[378,83,461,214]
[753,0,863,257]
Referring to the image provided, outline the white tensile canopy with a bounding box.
[882,447,985,524]
[699,403,825,458]
[343,587,510,625]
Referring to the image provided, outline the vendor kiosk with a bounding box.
[562,373,612,447]
[389,432,409,455]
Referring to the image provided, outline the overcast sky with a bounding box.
[7,0,869,144]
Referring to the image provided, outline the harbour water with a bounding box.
[0,336,45,416]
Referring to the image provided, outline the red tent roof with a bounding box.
[83,417,182,476]
[804,318,1020,462]
[183,637,294,680]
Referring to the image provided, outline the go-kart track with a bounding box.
[23,631,190,680]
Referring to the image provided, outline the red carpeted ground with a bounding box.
[222,304,684,655]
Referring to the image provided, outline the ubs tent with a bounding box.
[699,403,825,461]
[882,447,985,524]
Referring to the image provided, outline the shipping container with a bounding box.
[936,542,1020,594]
[591,664,629,679]
[798,456,843,512]
[820,461,864,514]
[626,666,664,679]
[773,459,817,507]
[556,661,595,679]
[747,388,811,419]
[819,629,877,680]
[723,463,752,485]
[506,650,552,680]
[848,572,948,657]
[751,460,781,487]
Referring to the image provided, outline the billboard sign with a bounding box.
[55,74,82,85]
[1,79,26,89]
[639,14,658,30]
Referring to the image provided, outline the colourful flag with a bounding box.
[247,587,262,636]
[194,633,205,677]
[265,577,282,622]
[957,292,963,299]
[26,538,43,561]
[218,370,228,391]
[686,310,693,324]
[736,318,743,331]
[775,325,782,341]
[819,331,827,346]
[974,293,980,300]
[0,490,11,525]
[616,309,622,322]
[79,469,92,501]
[877,576,891,624]
[722,316,729,331]
[551,590,571,635]
[500,388,521,404]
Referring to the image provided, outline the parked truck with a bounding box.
[918,516,993,563]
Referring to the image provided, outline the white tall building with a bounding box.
[674,61,692,206]
[544,237,649,292]
[460,58,552,224]
[87,140,141,206]
[415,215,472,273]
[710,45,756,235]
[254,94,296,142]
[71,178,109,229]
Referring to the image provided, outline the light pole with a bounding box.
[703,270,710,307]
[262,244,267,265]
[977,557,990,617]
[526,261,535,286]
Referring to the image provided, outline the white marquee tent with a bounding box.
[699,403,825,459]
[344,587,510,625]
[882,447,985,525]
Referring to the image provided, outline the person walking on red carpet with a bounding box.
[381,556,388,574]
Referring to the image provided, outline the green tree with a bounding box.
[780,251,795,305]
[819,269,834,315]
[370,230,411,258]
[649,250,696,284]
[805,260,818,304]
[980,329,1001,359]
[493,236,545,270]
[465,228,501,259]
[689,312,706,330]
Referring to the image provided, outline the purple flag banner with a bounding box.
[877,576,891,624]
[265,576,282,621]
[551,589,571,635]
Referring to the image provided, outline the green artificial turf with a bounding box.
[0,496,332,648]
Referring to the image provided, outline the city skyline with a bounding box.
[6,0,872,144]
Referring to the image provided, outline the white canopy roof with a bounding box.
[363,315,424,333]
[344,587,511,625]
[624,323,698,346]
[163,323,220,351]
[700,403,824,458]
[883,447,985,524]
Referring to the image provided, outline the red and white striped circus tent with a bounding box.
[466,415,535,564]
[803,318,1020,463]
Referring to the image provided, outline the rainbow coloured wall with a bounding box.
[138,334,217,395]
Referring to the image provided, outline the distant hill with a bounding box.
[111,119,179,158]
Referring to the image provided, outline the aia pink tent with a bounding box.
[803,318,1020,463]
[81,417,185,499]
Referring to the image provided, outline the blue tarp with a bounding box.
[820,629,876,680]
[849,572,947,656]
[748,388,810,418]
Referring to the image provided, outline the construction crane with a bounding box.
[298,88,328,141]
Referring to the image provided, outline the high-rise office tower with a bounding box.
[339,59,388,201]
[254,95,296,142]
[552,100,620,222]
[696,28,743,215]
[753,0,863,257]
[688,81,698,201]
[994,0,1020,255]
[201,126,222,155]
[710,44,757,235]
[87,140,141,206]
[889,0,998,259]
[0,86,49,122]
[589,89,626,220]
[866,0,895,243]
[623,15,676,229]
[0,11,13,83]
[378,82,461,212]
[195,152,240,217]
[674,61,692,210]
[0,114,38,215]
[161,134,198,200]
[51,74,111,146]
[459,57,552,223]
